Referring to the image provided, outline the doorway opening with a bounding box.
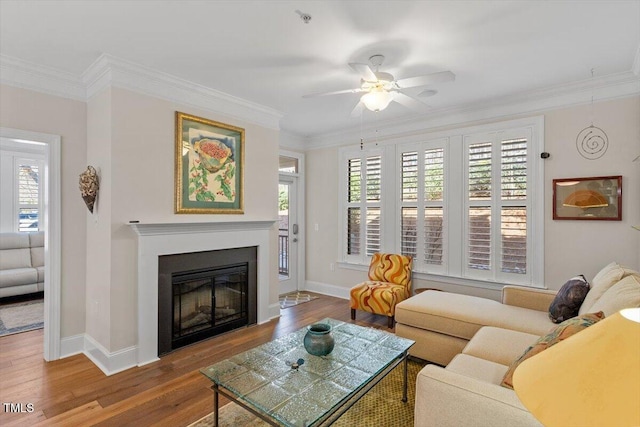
[0,127,61,361]
[278,151,308,308]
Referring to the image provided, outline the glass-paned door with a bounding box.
[278,176,298,294]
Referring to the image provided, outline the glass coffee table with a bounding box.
[200,318,415,426]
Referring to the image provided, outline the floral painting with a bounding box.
[175,112,244,213]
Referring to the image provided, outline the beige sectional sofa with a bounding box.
[394,262,640,427]
[0,232,44,298]
[395,286,557,366]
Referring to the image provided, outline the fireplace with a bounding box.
[130,221,274,367]
[158,246,257,355]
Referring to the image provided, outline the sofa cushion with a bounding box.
[501,311,605,389]
[580,262,626,314]
[0,232,30,250]
[395,290,553,341]
[548,275,590,323]
[31,246,44,268]
[462,327,541,366]
[588,275,640,316]
[0,268,38,288]
[0,248,32,270]
[29,231,44,247]
[447,354,509,385]
[36,266,45,283]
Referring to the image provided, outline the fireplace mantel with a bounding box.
[129,220,276,235]
[131,220,276,366]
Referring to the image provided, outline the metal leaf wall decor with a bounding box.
[79,166,99,213]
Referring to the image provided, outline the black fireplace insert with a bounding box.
[158,246,257,355]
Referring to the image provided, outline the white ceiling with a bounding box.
[1,0,639,137]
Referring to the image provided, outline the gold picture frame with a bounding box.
[175,112,244,214]
[552,175,622,220]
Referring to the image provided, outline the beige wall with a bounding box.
[305,96,640,301]
[0,84,88,337]
[86,89,113,348]
[86,87,279,351]
[544,96,640,286]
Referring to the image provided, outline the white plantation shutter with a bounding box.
[346,159,361,256]
[401,151,418,259]
[17,163,41,232]
[400,142,446,273]
[464,131,531,283]
[467,142,492,271]
[340,117,541,288]
[500,138,528,274]
[424,149,444,267]
[342,150,384,263]
[365,156,382,256]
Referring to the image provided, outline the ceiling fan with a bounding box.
[303,54,455,116]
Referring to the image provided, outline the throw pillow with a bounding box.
[548,275,590,323]
[500,311,605,389]
[579,262,626,314]
[588,275,640,316]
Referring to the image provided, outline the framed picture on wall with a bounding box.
[552,176,622,220]
[175,112,244,214]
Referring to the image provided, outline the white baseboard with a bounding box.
[83,334,138,376]
[59,334,85,358]
[268,302,281,320]
[304,281,350,300]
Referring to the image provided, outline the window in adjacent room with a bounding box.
[17,162,41,232]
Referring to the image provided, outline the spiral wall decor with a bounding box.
[576,125,608,160]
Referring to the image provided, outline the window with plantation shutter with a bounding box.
[399,143,446,273]
[500,138,528,274]
[464,130,534,283]
[341,149,384,263]
[17,163,41,232]
[340,117,542,289]
[424,148,444,267]
[467,142,492,271]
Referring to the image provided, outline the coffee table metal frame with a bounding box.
[202,320,414,427]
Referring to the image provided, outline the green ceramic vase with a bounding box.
[303,323,335,356]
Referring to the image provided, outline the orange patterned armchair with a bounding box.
[350,253,413,328]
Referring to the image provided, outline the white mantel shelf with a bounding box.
[128,220,276,236]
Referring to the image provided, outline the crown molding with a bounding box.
[278,129,307,151]
[1,53,283,130]
[82,54,283,130]
[0,54,86,101]
[305,70,640,150]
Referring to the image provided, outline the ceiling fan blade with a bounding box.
[393,92,430,113]
[350,100,365,117]
[303,87,365,98]
[348,62,378,82]
[395,71,455,89]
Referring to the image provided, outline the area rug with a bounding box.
[279,292,318,309]
[190,359,424,427]
[0,299,44,337]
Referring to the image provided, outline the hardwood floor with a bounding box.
[0,293,392,426]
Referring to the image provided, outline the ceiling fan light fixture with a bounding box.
[361,90,393,112]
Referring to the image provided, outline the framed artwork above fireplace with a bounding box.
[175,111,245,214]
